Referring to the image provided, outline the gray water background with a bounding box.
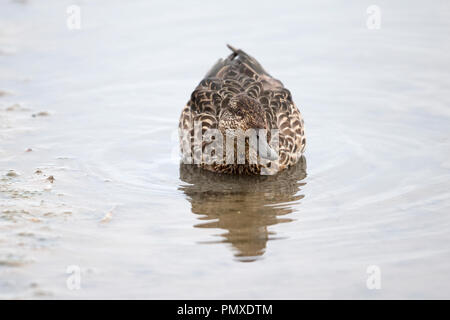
[0,0,449,298]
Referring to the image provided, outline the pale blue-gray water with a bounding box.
[0,0,449,298]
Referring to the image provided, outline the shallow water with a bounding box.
[1,0,450,299]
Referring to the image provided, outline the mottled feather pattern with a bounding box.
[179,45,305,174]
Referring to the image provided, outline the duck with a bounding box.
[179,45,305,175]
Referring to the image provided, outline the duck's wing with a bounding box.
[259,88,306,170]
[203,45,284,102]
[179,78,224,164]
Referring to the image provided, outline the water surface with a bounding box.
[1,0,450,299]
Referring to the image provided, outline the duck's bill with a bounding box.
[258,138,278,161]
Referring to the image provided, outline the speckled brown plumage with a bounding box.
[179,45,305,175]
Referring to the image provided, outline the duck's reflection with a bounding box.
[179,156,307,262]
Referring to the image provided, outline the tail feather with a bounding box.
[226,44,269,76]
[204,44,270,79]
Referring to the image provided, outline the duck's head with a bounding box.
[218,93,278,161]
